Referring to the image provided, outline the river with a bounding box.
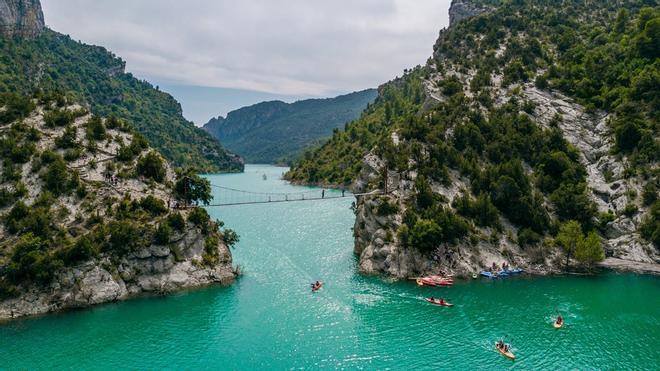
[1,165,658,369]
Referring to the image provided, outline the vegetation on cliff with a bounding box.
[288,0,659,266]
[0,92,238,299]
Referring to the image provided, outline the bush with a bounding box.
[85,115,106,141]
[222,228,240,248]
[44,109,75,127]
[139,195,167,216]
[154,223,172,245]
[136,152,166,183]
[0,93,35,125]
[41,155,73,196]
[59,235,98,265]
[107,220,147,254]
[55,125,78,149]
[409,219,443,253]
[640,201,659,247]
[188,207,210,229]
[167,212,186,231]
[518,228,541,248]
[377,199,398,216]
[7,233,63,284]
[202,235,220,265]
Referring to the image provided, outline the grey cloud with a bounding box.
[41,0,451,96]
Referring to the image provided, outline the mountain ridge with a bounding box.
[203,89,377,164]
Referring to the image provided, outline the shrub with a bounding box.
[409,219,443,253]
[139,195,167,216]
[188,207,210,229]
[202,235,220,265]
[377,199,398,216]
[59,235,98,265]
[518,228,541,248]
[41,155,73,196]
[639,201,659,247]
[154,223,172,245]
[85,115,106,141]
[167,212,186,231]
[136,152,166,183]
[55,125,78,149]
[7,233,63,284]
[106,220,147,254]
[222,228,240,248]
[0,93,35,125]
[44,109,74,127]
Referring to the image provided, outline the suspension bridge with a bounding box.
[202,183,383,207]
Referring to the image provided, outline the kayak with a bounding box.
[311,282,323,292]
[554,320,563,329]
[496,344,515,360]
[425,298,453,307]
[417,277,453,287]
[480,271,498,279]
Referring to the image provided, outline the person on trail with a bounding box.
[342,189,345,197]
[322,189,325,199]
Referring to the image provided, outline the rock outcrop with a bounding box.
[0,98,237,320]
[0,0,44,37]
[0,225,234,320]
[448,0,492,26]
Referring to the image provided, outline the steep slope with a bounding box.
[288,0,659,278]
[203,89,377,164]
[0,93,237,319]
[0,0,243,173]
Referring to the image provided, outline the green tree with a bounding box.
[175,169,212,206]
[556,220,582,269]
[136,152,166,183]
[575,231,604,270]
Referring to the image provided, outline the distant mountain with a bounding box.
[0,0,243,172]
[203,89,378,164]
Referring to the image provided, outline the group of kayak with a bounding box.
[479,262,525,279]
[495,314,565,360]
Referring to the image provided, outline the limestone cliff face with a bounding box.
[351,1,658,279]
[448,0,492,26]
[0,0,44,37]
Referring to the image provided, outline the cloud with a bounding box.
[41,0,451,96]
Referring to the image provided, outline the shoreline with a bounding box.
[598,258,660,275]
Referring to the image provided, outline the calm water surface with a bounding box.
[1,165,659,370]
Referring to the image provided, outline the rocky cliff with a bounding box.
[290,0,659,278]
[0,94,237,320]
[0,0,44,37]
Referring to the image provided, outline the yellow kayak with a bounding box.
[496,343,515,360]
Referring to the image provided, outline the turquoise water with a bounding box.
[1,164,659,370]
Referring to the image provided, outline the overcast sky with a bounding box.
[41,0,451,123]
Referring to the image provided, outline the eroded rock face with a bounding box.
[0,226,235,320]
[448,0,492,26]
[0,0,44,37]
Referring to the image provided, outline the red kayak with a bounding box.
[311,282,323,292]
[425,298,453,307]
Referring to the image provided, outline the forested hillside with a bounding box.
[203,89,377,164]
[287,0,659,276]
[0,29,243,172]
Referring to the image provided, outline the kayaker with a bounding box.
[556,314,563,324]
[439,298,446,305]
[429,296,435,301]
